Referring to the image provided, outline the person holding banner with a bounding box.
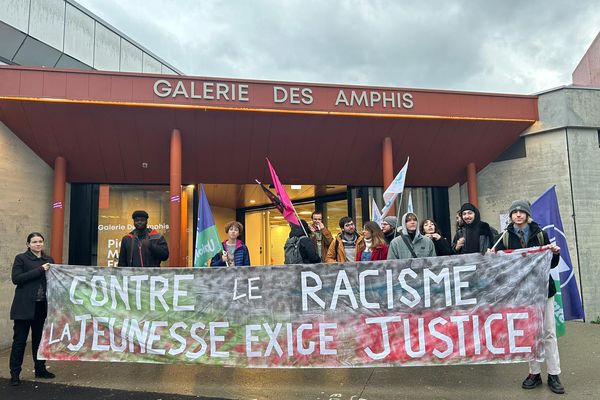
[356,221,389,261]
[453,203,497,254]
[326,217,364,263]
[210,221,251,267]
[387,213,435,260]
[9,232,56,386]
[494,200,565,394]
[420,218,454,256]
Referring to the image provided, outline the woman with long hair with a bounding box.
[420,218,454,256]
[356,221,389,261]
[9,232,56,386]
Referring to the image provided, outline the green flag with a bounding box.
[553,279,566,337]
[194,184,222,267]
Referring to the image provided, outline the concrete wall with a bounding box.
[568,127,600,320]
[469,86,600,321]
[0,121,70,348]
[476,126,599,321]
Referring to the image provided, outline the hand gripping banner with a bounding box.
[39,250,552,368]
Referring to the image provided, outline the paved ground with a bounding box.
[0,379,222,400]
[0,321,598,400]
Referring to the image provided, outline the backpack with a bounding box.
[284,236,304,264]
[502,229,545,249]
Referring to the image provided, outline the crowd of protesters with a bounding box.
[276,199,564,394]
[10,201,565,394]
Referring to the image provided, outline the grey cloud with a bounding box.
[77,0,600,94]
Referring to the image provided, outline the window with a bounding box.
[97,185,172,267]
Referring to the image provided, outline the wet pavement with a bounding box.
[0,321,598,400]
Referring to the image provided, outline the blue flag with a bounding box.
[194,185,222,267]
[531,186,585,320]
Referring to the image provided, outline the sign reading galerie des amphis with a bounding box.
[152,78,414,111]
[39,250,552,368]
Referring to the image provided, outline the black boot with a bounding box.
[522,373,542,389]
[547,374,565,394]
[34,368,55,379]
[10,372,21,386]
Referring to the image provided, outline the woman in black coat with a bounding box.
[420,218,454,256]
[9,232,56,386]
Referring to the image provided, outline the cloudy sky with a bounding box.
[76,0,599,94]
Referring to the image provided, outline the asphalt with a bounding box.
[0,321,598,400]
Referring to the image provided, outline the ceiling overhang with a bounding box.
[0,66,538,187]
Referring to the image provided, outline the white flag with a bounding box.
[381,157,409,217]
[407,189,414,213]
[371,199,382,224]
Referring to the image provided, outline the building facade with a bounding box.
[0,1,598,349]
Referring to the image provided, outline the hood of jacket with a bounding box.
[289,220,311,238]
[400,212,425,242]
[459,202,481,226]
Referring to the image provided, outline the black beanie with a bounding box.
[459,203,478,214]
[132,210,149,219]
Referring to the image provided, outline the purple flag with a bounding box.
[531,186,585,320]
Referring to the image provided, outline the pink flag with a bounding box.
[266,159,300,226]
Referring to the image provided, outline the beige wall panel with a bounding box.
[568,128,600,320]
[0,121,54,348]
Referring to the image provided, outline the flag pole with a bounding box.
[255,179,307,236]
[294,208,309,237]
[490,229,508,251]
[223,250,230,267]
[393,191,404,239]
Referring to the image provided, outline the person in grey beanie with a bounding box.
[381,216,398,245]
[494,199,564,394]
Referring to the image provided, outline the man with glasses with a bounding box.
[325,217,364,263]
[381,216,398,244]
[309,211,333,262]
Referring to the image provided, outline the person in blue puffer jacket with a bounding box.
[210,221,251,267]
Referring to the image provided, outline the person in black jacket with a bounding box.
[117,210,169,267]
[9,232,56,386]
[285,220,321,264]
[381,216,398,245]
[420,218,454,256]
[494,200,564,394]
[453,203,498,254]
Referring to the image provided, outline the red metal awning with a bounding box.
[0,66,537,187]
